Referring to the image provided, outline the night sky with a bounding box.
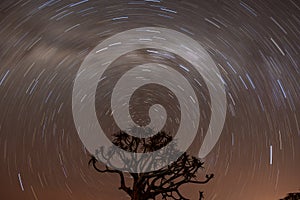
[0,0,299,199]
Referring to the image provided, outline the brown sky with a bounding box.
[0,0,299,199]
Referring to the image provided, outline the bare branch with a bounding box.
[89,129,214,200]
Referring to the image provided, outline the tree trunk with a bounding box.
[132,184,142,200]
[131,178,145,200]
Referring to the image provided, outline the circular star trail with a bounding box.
[0,0,299,199]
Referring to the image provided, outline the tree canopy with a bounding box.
[89,128,213,200]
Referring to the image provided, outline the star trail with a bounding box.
[0,0,299,199]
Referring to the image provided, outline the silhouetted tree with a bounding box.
[89,127,213,200]
[280,191,300,200]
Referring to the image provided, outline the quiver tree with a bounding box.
[89,127,214,200]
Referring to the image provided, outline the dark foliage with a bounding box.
[280,192,300,200]
[89,129,213,200]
